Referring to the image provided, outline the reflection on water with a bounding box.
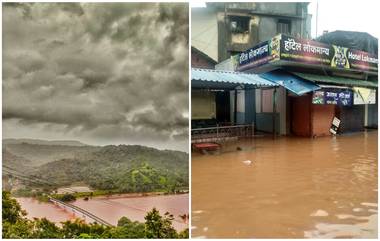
[191,131,378,238]
[17,194,189,231]
[16,197,76,224]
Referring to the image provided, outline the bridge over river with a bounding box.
[49,197,113,227]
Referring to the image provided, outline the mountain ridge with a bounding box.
[3,138,189,194]
[3,138,88,147]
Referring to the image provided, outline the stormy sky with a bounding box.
[2,3,189,152]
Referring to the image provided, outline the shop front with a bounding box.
[235,34,378,137]
[191,68,278,144]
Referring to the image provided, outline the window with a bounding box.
[277,19,291,34]
[229,51,241,57]
[229,16,250,33]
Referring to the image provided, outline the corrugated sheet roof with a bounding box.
[260,70,321,96]
[292,72,378,88]
[191,68,278,89]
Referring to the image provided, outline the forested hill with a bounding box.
[3,140,189,194]
[3,142,96,166]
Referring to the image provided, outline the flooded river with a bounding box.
[192,131,378,238]
[16,193,189,231]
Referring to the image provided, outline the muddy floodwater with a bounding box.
[16,193,189,231]
[192,131,378,238]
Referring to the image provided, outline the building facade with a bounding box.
[235,32,378,137]
[191,46,217,69]
[192,2,311,63]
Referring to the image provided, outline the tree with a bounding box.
[109,217,146,238]
[2,191,26,224]
[2,191,33,238]
[2,193,186,239]
[2,219,33,238]
[60,219,108,238]
[144,208,178,239]
[178,228,189,239]
[59,193,76,202]
[30,218,62,238]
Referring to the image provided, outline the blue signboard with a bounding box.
[237,40,275,71]
[312,89,353,106]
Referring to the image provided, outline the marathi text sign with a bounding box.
[312,89,353,106]
[281,35,378,72]
[238,40,272,70]
[281,35,331,66]
[237,35,281,71]
[237,34,378,73]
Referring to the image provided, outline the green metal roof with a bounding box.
[192,68,278,89]
[291,72,378,88]
[260,70,321,95]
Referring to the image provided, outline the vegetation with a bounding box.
[2,141,189,238]
[3,142,188,195]
[57,194,76,202]
[2,191,189,239]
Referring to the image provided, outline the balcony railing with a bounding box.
[191,124,255,143]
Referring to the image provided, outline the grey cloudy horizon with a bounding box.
[3,3,189,152]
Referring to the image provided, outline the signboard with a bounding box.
[281,35,331,66]
[237,34,378,73]
[237,35,281,71]
[312,90,325,104]
[312,89,353,106]
[353,87,376,104]
[330,117,341,135]
[280,35,378,72]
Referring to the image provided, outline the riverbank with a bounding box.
[51,189,189,201]
[12,187,189,203]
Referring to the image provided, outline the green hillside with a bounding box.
[3,141,189,195]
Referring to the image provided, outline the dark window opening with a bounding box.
[277,19,291,34]
[229,16,250,33]
[229,51,242,57]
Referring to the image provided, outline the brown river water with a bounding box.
[192,131,378,238]
[16,193,189,231]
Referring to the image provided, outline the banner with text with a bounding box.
[238,34,378,73]
[312,89,353,106]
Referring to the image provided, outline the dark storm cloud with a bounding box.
[3,3,189,151]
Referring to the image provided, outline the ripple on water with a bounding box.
[193,210,204,214]
[304,214,378,238]
[310,209,329,217]
[352,208,364,212]
[192,131,378,238]
[361,202,378,207]
[336,214,369,220]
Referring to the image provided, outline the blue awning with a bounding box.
[192,68,278,89]
[260,70,321,95]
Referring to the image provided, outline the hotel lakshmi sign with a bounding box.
[237,34,378,73]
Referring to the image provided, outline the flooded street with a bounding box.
[191,131,378,238]
[16,193,189,231]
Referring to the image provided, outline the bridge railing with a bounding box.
[49,197,113,227]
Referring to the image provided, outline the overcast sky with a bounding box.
[191,0,380,38]
[3,3,189,152]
